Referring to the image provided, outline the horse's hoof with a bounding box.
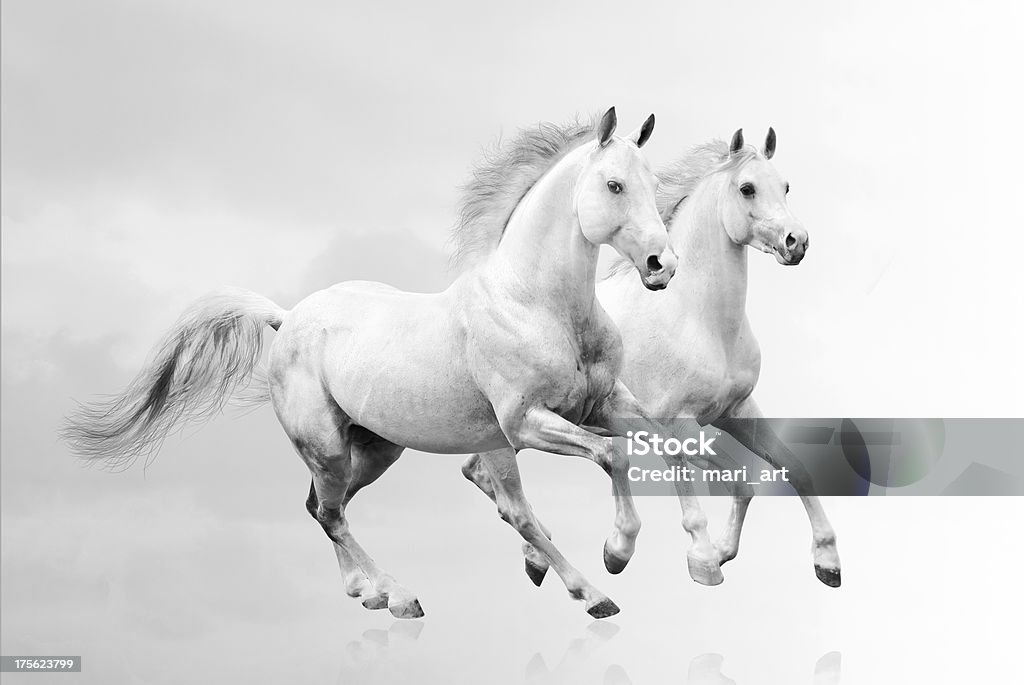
[687,551,724,586]
[815,565,842,588]
[361,593,389,610]
[389,598,425,619]
[603,542,630,575]
[525,558,548,587]
[586,597,621,619]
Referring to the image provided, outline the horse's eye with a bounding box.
[607,180,623,194]
[739,183,755,197]
[785,183,791,195]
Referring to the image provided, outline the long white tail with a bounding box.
[62,288,287,469]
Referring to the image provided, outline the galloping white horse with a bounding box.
[469,128,841,589]
[63,108,681,619]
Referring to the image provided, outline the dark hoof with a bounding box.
[525,558,548,587]
[389,598,425,619]
[815,566,842,587]
[361,593,389,610]
[586,598,621,619]
[603,542,630,575]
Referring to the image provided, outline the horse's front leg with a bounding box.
[462,448,555,587]
[493,405,640,616]
[588,380,723,585]
[713,395,841,587]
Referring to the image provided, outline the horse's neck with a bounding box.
[668,178,749,340]
[493,148,598,322]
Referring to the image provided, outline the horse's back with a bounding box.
[269,279,505,453]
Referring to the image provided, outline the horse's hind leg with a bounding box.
[337,437,408,610]
[343,433,404,507]
[303,480,375,605]
[310,447,422,618]
[303,444,423,618]
[463,449,553,587]
[275,384,422,617]
[304,438,405,610]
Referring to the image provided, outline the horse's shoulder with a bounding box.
[732,317,762,367]
[582,303,623,359]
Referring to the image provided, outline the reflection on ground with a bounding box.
[522,622,841,685]
[335,620,425,684]
[333,618,841,685]
[685,652,841,685]
[524,621,628,684]
[528,634,839,679]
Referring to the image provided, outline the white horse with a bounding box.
[63,108,680,619]
[468,128,841,589]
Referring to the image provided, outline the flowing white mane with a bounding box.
[450,115,599,271]
[604,139,760,280]
[656,139,760,222]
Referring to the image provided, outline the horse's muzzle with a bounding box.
[775,229,809,265]
[640,249,677,290]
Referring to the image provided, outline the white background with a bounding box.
[2,1,1022,683]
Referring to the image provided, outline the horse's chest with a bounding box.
[674,342,759,422]
[529,327,615,420]
[471,297,621,425]
[696,366,754,408]
[541,345,614,422]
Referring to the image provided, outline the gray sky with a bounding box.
[2,1,1022,683]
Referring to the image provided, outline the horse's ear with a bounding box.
[764,127,777,160]
[597,107,617,148]
[729,129,745,155]
[629,113,656,148]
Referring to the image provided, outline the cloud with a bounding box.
[295,229,451,298]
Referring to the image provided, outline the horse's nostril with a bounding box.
[785,233,797,249]
[646,255,663,272]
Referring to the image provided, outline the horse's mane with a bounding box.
[656,139,759,222]
[604,139,760,280]
[450,114,600,271]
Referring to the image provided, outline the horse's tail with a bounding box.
[62,288,288,470]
